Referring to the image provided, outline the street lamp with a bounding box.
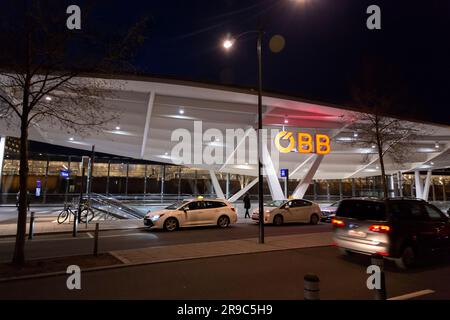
[222,26,265,244]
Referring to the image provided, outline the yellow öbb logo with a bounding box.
[275,131,330,155]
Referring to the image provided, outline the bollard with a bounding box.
[28,212,35,240]
[371,254,387,300]
[304,274,320,300]
[72,211,78,237]
[93,223,99,256]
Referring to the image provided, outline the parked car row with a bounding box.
[144,197,325,231]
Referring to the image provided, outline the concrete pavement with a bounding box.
[1,245,448,299]
[110,232,333,265]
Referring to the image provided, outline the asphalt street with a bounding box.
[1,246,449,299]
[0,222,332,262]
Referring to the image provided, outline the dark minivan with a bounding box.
[332,198,450,269]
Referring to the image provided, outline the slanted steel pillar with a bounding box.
[209,170,225,199]
[292,155,324,199]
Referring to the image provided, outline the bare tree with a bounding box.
[348,112,424,198]
[0,1,150,265]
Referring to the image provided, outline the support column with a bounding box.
[339,180,343,200]
[397,171,403,197]
[160,164,165,202]
[42,155,49,204]
[143,164,147,199]
[422,170,432,201]
[64,156,71,206]
[0,136,5,192]
[177,167,181,200]
[292,155,324,199]
[414,171,423,199]
[262,142,284,201]
[106,160,111,195]
[209,170,225,199]
[326,181,330,201]
[226,173,230,199]
[389,175,395,198]
[125,162,129,196]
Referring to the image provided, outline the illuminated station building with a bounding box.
[1,76,449,206]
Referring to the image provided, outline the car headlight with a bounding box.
[151,215,161,222]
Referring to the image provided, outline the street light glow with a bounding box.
[223,39,234,49]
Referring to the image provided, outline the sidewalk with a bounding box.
[0,219,147,237]
[0,205,256,237]
[110,232,333,265]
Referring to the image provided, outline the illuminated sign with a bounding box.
[60,170,70,178]
[275,131,330,155]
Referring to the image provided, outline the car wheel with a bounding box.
[217,215,230,228]
[164,217,179,232]
[395,246,416,270]
[310,214,319,225]
[273,215,283,226]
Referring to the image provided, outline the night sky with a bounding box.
[2,0,450,124]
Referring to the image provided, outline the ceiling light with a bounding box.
[353,132,358,138]
[115,126,121,130]
[284,119,289,124]
[45,96,52,101]
[371,144,376,149]
[179,109,184,115]
[69,137,74,141]
[430,162,434,165]
[435,142,439,149]
[164,152,168,156]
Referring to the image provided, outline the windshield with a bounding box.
[265,200,286,208]
[165,201,189,210]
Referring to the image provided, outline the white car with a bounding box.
[144,198,238,231]
[251,199,321,226]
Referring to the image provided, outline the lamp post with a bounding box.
[223,25,265,244]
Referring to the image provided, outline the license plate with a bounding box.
[348,230,367,238]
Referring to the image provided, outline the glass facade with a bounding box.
[1,136,449,204]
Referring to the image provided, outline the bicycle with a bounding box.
[57,202,95,224]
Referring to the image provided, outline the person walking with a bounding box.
[243,193,251,219]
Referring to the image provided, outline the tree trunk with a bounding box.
[12,115,29,265]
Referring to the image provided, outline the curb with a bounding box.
[0,243,332,283]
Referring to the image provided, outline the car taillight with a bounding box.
[230,208,235,212]
[331,219,345,227]
[369,225,390,233]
